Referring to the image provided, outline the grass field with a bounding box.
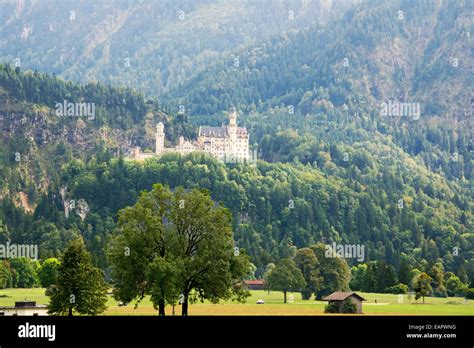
[1,288,472,315]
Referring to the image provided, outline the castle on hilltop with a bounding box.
[131,109,252,163]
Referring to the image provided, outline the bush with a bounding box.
[385,283,409,294]
[464,288,474,300]
[324,301,339,313]
[433,289,448,298]
[445,275,468,297]
[324,299,357,313]
[341,299,357,314]
[301,289,312,300]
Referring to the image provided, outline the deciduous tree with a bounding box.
[266,258,306,303]
[413,272,433,304]
[38,258,60,288]
[109,184,251,316]
[48,238,108,316]
[294,248,321,299]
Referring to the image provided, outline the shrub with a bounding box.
[341,299,357,314]
[325,299,357,313]
[433,289,448,298]
[464,288,474,300]
[385,283,409,294]
[445,275,468,297]
[324,301,339,313]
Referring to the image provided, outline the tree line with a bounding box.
[2,151,472,289]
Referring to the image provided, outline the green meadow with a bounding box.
[1,288,473,315]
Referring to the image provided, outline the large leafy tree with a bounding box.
[266,258,306,303]
[363,261,398,293]
[171,186,251,315]
[109,184,251,316]
[108,184,174,316]
[349,264,367,291]
[47,238,108,316]
[429,263,447,297]
[294,248,321,300]
[310,243,351,299]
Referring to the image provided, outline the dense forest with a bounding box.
[0,0,353,95]
[163,0,473,182]
[1,149,473,292]
[165,0,471,119]
[1,109,473,281]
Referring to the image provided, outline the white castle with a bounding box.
[131,109,252,163]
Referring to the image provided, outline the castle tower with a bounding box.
[156,122,165,154]
[227,108,237,161]
[228,108,238,135]
[229,107,237,127]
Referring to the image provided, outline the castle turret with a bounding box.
[229,107,237,126]
[227,108,238,161]
[156,122,165,154]
[228,108,237,135]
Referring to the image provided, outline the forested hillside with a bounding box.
[0,66,472,282]
[2,148,473,283]
[164,0,473,182]
[0,0,353,95]
[0,63,194,210]
[165,0,472,120]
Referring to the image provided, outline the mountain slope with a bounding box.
[0,0,355,95]
[0,64,472,281]
[162,0,473,184]
[164,0,472,122]
[0,63,193,205]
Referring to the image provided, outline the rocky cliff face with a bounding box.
[0,77,160,207]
